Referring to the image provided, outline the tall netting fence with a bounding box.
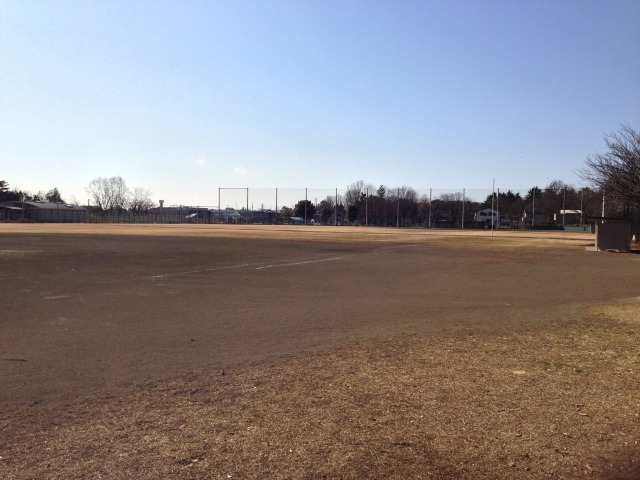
[13,185,615,230]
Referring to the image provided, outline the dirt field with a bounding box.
[1,224,639,479]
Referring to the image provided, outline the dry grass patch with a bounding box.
[2,304,639,479]
[585,300,640,326]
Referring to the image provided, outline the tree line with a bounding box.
[0,176,154,214]
[2,125,638,233]
[299,181,606,228]
[291,124,639,235]
[0,182,65,204]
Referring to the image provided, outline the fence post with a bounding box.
[366,188,368,227]
[497,187,500,230]
[428,188,432,228]
[462,188,465,229]
[396,188,400,228]
[532,190,535,228]
[491,179,495,234]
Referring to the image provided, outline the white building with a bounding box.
[474,208,499,224]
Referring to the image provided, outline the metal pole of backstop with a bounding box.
[497,187,500,230]
[491,179,495,236]
[562,188,566,227]
[396,188,400,228]
[462,188,465,229]
[532,190,535,228]
[580,188,584,227]
[305,188,307,225]
[428,188,432,228]
[365,188,368,227]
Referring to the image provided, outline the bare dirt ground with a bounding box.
[1,224,638,479]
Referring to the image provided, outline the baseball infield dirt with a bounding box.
[1,224,638,479]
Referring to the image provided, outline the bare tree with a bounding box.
[398,186,418,202]
[542,180,570,221]
[86,176,130,212]
[580,124,640,239]
[436,192,464,226]
[343,180,368,224]
[580,124,640,210]
[344,180,365,207]
[129,187,155,213]
[385,186,419,226]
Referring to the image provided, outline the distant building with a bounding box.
[149,205,213,223]
[522,210,547,227]
[217,208,242,222]
[474,209,499,225]
[0,201,87,222]
[555,209,582,226]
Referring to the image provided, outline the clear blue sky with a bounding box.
[2,0,639,206]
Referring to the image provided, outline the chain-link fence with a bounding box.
[209,186,603,229]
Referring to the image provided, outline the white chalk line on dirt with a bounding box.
[151,257,344,278]
[378,244,417,250]
[255,256,344,270]
[0,249,41,255]
[252,245,415,272]
[149,244,415,278]
[151,263,265,279]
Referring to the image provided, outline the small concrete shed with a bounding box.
[595,221,632,252]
